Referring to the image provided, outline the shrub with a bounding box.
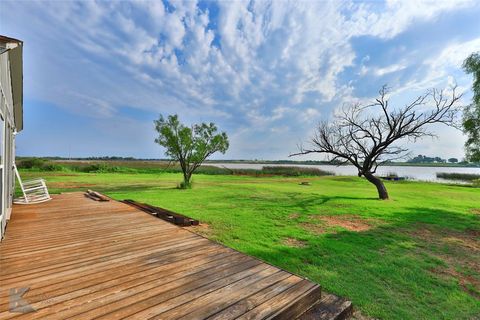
[436,172,480,181]
[261,166,333,177]
[79,163,135,173]
[178,180,192,189]
[195,166,232,175]
[17,158,46,169]
[385,172,399,178]
[41,163,68,171]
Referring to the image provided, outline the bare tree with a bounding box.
[292,86,462,200]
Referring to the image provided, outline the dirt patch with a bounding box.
[410,225,480,252]
[49,182,97,189]
[330,203,352,208]
[301,214,377,235]
[288,212,300,219]
[471,208,480,215]
[351,309,377,320]
[431,265,480,299]
[301,222,327,235]
[282,237,307,248]
[442,236,480,253]
[408,224,480,298]
[320,215,373,232]
[187,223,211,237]
[467,229,480,237]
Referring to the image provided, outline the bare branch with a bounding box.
[290,85,463,199]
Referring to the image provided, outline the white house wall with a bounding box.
[0,52,14,121]
[0,44,19,240]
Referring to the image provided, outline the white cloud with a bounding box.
[1,0,478,159]
[382,37,480,100]
[427,38,480,77]
[350,0,474,39]
[373,63,407,76]
[300,108,321,123]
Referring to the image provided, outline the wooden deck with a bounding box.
[0,192,322,319]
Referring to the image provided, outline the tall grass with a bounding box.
[16,159,333,177]
[260,166,333,176]
[436,172,480,181]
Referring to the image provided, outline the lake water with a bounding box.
[210,163,480,183]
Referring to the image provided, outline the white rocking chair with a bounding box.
[14,164,51,204]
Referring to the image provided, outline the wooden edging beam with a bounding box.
[121,199,199,227]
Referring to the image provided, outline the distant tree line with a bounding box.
[407,155,461,164]
[17,156,171,161]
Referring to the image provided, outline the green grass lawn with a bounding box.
[18,170,480,319]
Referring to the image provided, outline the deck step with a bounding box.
[298,293,353,320]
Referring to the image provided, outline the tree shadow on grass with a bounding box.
[46,184,180,196]
[271,193,379,216]
[94,184,180,194]
[242,206,480,320]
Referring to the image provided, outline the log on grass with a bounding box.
[85,190,110,202]
[122,199,199,227]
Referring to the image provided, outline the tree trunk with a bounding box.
[364,172,389,200]
[181,171,191,189]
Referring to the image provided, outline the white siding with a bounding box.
[0,52,13,120]
[0,48,17,239]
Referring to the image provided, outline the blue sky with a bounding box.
[1,0,479,160]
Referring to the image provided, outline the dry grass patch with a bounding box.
[302,214,377,235]
[49,182,97,189]
[188,223,212,237]
[431,265,480,299]
[321,215,374,232]
[282,237,307,248]
[301,222,327,235]
[471,208,480,215]
[410,225,480,253]
[408,224,480,298]
[288,212,300,219]
[351,309,378,320]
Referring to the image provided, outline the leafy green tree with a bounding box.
[462,53,480,162]
[154,114,229,188]
[448,158,458,163]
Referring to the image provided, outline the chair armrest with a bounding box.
[23,179,46,185]
[24,185,48,192]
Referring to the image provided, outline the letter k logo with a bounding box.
[9,287,36,313]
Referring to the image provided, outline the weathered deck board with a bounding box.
[0,192,321,319]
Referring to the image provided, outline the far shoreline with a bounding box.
[204,160,480,168]
[15,156,480,168]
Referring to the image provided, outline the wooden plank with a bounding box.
[298,293,353,320]
[96,262,269,320]
[0,237,206,287]
[0,239,212,297]
[1,232,200,276]
[0,192,326,319]
[2,251,250,320]
[0,246,232,306]
[266,284,321,320]
[49,260,263,320]
[163,270,292,320]
[85,189,111,201]
[0,230,194,272]
[235,280,319,320]
[206,275,304,320]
